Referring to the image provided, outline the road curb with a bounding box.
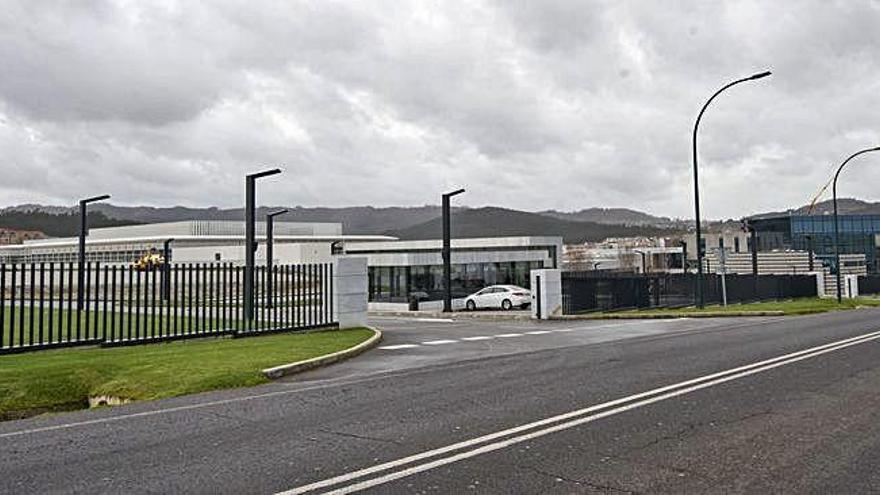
[261,327,383,379]
[551,311,786,320]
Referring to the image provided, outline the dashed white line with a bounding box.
[378,344,421,350]
[495,333,524,338]
[525,330,552,335]
[461,336,493,341]
[421,340,458,345]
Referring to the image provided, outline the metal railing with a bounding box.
[561,272,817,315]
[0,262,336,354]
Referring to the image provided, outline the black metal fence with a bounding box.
[859,275,880,294]
[562,272,818,315]
[0,262,336,354]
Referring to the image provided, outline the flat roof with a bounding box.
[0,234,396,252]
[345,236,563,252]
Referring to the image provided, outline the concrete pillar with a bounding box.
[333,256,368,328]
[844,274,860,298]
[530,269,561,320]
[809,271,825,298]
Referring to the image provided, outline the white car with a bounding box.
[464,285,531,311]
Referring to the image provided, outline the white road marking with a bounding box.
[553,328,575,332]
[421,340,458,345]
[278,329,880,495]
[525,330,552,335]
[495,333,523,338]
[414,318,455,323]
[378,344,421,350]
[461,336,493,341]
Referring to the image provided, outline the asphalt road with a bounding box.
[2,310,880,493]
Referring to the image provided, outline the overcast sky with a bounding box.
[1,1,879,219]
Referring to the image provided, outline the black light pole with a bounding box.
[442,188,465,313]
[832,147,880,302]
[244,168,282,322]
[805,234,814,272]
[78,194,110,311]
[692,70,771,308]
[162,238,174,302]
[265,209,288,309]
[742,218,760,299]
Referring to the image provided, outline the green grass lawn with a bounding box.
[0,327,373,421]
[608,297,880,316]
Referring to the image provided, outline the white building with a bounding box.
[564,237,685,273]
[0,221,392,265]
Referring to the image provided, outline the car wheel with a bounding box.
[501,299,512,311]
[466,300,476,311]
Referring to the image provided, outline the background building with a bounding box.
[749,214,880,273]
[0,221,390,264]
[344,236,562,303]
[564,237,685,273]
[681,229,751,262]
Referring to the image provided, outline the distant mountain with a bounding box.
[538,207,683,228]
[1,204,450,235]
[749,198,880,219]
[387,207,675,244]
[0,210,136,238]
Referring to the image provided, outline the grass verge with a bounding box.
[587,297,880,318]
[0,327,373,421]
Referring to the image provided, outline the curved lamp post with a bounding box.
[692,70,771,308]
[244,168,282,322]
[832,147,880,302]
[265,209,289,308]
[78,194,111,311]
[442,188,465,313]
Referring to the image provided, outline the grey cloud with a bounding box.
[0,1,879,219]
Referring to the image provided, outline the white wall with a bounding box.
[172,242,332,264]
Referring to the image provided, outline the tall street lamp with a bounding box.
[266,209,289,309]
[244,168,282,322]
[692,70,771,308]
[832,147,880,302]
[78,194,110,311]
[442,188,465,313]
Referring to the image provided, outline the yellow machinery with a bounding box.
[133,249,166,270]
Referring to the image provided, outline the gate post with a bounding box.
[333,257,368,328]
[531,269,561,319]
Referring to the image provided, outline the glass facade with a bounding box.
[751,215,880,273]
[368,261,543,302]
